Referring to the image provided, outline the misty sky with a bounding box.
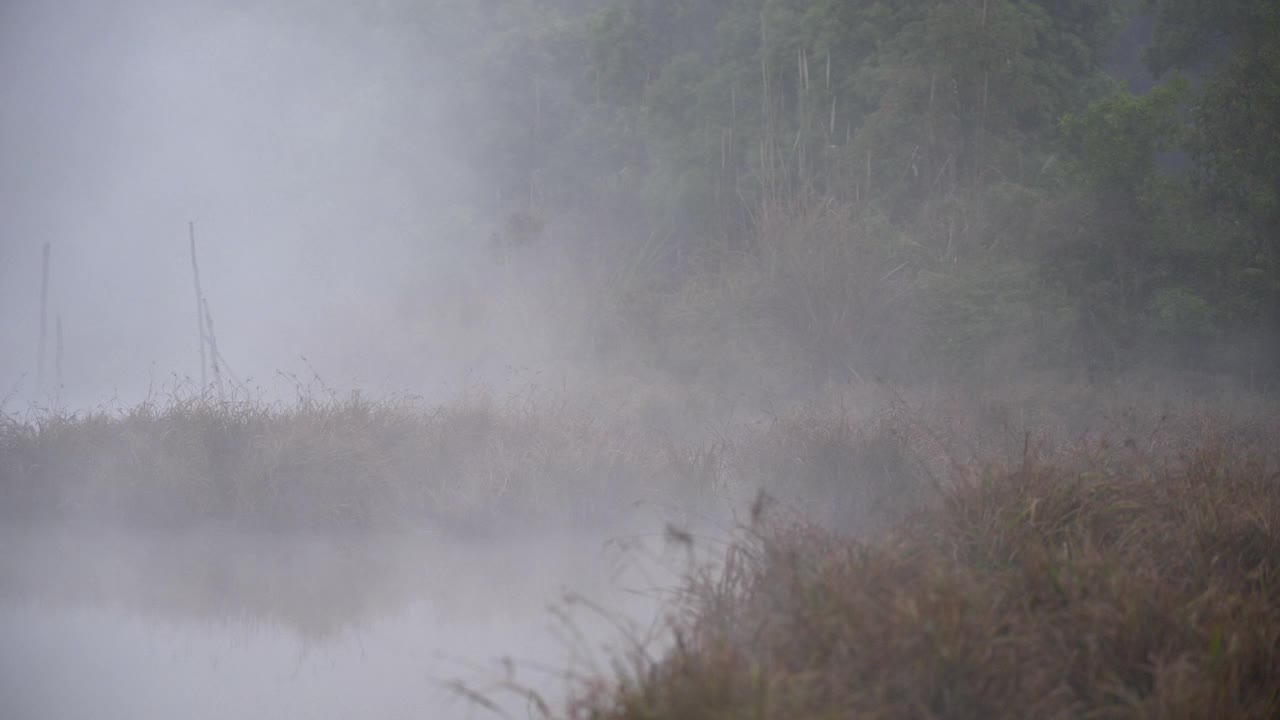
[1,1,493,406]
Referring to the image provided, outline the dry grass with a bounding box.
[0,378,1010,536]
[564,410,1280,720]
[3,377,1273,535]
[0,387,722,533]
[5,379,1279,719]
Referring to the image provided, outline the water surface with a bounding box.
[0,523,693,719]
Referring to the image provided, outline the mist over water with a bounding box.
[0,525,687,720]
[0,4,694,718]
[5,1,1277,718]
[0,1,519,406]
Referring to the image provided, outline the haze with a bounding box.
[2,5,679,718]
[2,1,1277,719]
[1,1,511,406]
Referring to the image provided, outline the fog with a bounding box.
[1,1,526,406]
[1,4,694,718]
[4,2,1276,718]
[0,524,690,720]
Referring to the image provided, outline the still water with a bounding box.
[0,524,694,719]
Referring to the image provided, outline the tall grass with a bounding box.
[4,376,1278,715]
[0,387,934,535]
[563,411,1280,720]
[0,388,718,533]
[3,379,1273,538]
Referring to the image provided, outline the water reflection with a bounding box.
[0,524,689,719]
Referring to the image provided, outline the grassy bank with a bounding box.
[2,381,1273,537]
[0,384,980,535]
[0,389,705,533]
[4,380,1280,716]
[564,416,1280,720]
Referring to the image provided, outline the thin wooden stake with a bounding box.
[37,242,50,390]
[189,222,207,389]
[55,313,63,401]
[203,297,223,399]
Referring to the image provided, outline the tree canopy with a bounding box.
[414,0,1278,382]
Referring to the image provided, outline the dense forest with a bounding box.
[411,0,1278,387]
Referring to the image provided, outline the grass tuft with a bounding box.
[565,414,1280,720]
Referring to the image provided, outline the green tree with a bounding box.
[1057,80,1189,370]
[1147,0,1280,372]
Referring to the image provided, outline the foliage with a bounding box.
[1146,0,1280,370]
[415,0,1277,384]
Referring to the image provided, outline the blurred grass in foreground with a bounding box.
[4,381,1279,718]
[564,411,1280,720]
